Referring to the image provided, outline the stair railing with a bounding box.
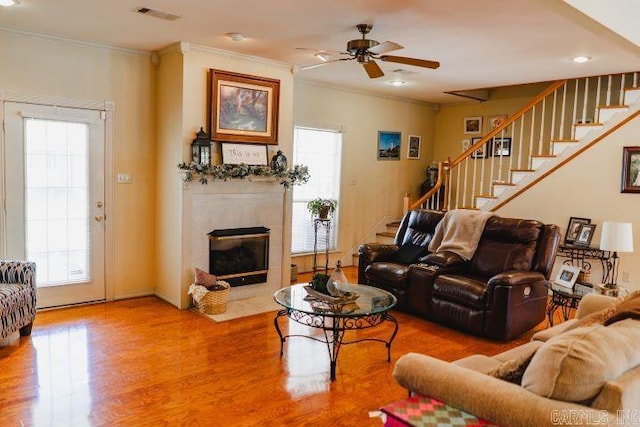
[407,72,640,212]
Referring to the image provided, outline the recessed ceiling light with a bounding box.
[389,80,406,87]
[0,0,20,6]
[572,56,592,63]
[226,33,246,42]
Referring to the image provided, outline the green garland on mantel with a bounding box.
[177,161,310,188]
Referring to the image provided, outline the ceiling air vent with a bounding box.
[136,7,181,21]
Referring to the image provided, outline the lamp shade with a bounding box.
[599,222,634,253]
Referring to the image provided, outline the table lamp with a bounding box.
[599,221,634,288]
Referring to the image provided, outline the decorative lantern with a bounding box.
[270,150,287,173]
[191,127,211,166]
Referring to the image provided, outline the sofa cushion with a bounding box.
[365,263,410,289]
[522,319,640,402]
[393,243,427,264]
[398,210,443,247]
[432,275,487,308]
[470,218,541,278]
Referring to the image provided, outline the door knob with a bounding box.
[94,215,103,222]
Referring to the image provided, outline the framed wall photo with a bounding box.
[470,137,487,159]
[464,117,482,134]
[621,146,640,193]
[407,135,421,159]
[554,265,581,290]
[488,115,507,130]
[462,139,471,152]
[221,143,268,165]
[209,69,280,144]
[378,131,401,160]
[564,217,591,245]
[574,224,597,247]
[491,137,511,157]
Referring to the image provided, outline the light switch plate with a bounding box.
[117,173,132,184]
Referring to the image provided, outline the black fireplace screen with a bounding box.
[208,227,269,287]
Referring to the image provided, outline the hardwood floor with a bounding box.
[0,267,548,426]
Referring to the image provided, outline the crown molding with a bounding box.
[0,25,150,57]
[186,42,292,70]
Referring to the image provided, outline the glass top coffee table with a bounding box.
[273,283,398,381]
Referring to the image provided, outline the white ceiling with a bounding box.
[1,0,640,103]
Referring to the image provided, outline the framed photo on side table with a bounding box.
[564,217,591,245]
[554,265,581,290]
[573,224,597,247]
[209,69,280,144]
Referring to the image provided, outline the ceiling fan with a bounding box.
[299,24,440,79]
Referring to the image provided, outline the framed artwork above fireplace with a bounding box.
[209,69,280,145]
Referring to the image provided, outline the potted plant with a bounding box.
[309,273,331,294]
[306,198,337,219]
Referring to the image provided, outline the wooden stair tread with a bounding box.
[511,169,535,172]
[475,194,497,199]
[599,105,628,110]
[574,122,603,127]
[376,231,396,238]
[386,221,401,228]
[551,139,578,143]
[492,182,516,186]
[531,155,557,158]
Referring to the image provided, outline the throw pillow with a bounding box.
[603,291,640,326]
[521,319,640,402]
[486,351,537,385]
[195,268,217,287]
[393,243,427,264]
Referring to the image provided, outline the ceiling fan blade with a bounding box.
[362,60,384,79]
[368,41,403,55]
[380,55,440,69]
[300,57,352,71]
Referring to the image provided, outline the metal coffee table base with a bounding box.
[274,309,399,381]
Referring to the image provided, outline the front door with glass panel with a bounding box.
[2,102,105,308]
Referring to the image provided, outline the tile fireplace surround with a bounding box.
[181,177,287,305]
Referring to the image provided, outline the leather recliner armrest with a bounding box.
[487,270,545,287]
[423,251,466,268]
[358,243,398,263]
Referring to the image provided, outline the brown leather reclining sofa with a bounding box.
[358,209,560,340]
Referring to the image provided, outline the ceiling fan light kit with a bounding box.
[299,23,440,79]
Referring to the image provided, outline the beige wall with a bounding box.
[154,48,184,305]
[0,29,156,299]
[293,81,437,270]
[433,83,548,162]
[497,116,640,292]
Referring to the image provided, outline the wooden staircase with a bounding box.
[408,72,640,212]
[352,220,400,266]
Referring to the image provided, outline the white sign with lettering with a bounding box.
[221,143,268,165]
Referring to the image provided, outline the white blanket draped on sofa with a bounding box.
[428,209,495,260]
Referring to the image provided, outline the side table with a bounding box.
[546,283,584,326]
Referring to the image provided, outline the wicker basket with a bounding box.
[194,280,231,314]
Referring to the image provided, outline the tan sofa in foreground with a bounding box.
[393,293,640,426]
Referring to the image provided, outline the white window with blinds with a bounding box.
[291,127,342,254]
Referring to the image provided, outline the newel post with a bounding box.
[403,193,411,214]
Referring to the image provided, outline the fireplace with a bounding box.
[208,227,270,287]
